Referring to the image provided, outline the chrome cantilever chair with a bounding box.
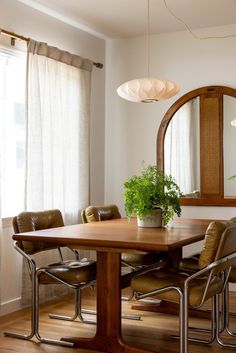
[4,209,96,347]
[214,217,236,348]
[81,205,161,320]
[216,268,236,348]
[131,222,236,353]
[179,218,236,347]
[81,204,165,305]
[81,204,164,271]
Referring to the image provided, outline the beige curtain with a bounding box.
[22,39,93,305]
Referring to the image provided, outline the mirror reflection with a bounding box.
[224,95,236,197]
[163,94,236,199]
[164,98,200,197]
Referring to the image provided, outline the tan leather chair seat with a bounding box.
[121,252,163,267]
[6,209,97,346]
[38,260,96,285]
[131,222,236,353]
[131,269,224,307]
[179,255,199,271]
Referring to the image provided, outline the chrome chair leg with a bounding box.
[80,308,141,321]
[225,283,236,336]
[172,296,217,344]
[49,288,141,321]
[171,289,217,353]
[136,286,184,353]
[215,293,236,348]
[48,288,96,324]
[216,288,236,348]
[34,272,74,347]
[4,261,36,340]
[179,290,185,353]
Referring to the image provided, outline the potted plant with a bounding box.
[123,164,182,227]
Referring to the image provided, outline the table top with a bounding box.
[13,218,210,253]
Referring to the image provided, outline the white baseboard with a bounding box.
[0,297,22,316]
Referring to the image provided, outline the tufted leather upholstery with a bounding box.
[14,209,64,233]
[179,254,200,271]
[84,205,121,223]
[13,209,96,283]
[228,218,236,282]
[81,205,163,267]
[38,260,96,285]
[8,209,97,344]
[199,221,229,269]
[179,219,236,271]
[131,224,236,307]
[214,224,236,271]
[131,222,236,353]
[14,209,64,255]
[131,269,223,306]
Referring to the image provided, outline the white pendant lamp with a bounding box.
[117,0,179,103]
[231,119,236,127]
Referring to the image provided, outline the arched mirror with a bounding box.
[156,85,236,206]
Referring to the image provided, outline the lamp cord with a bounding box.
[147,0,150,78]
[163,0,236,40]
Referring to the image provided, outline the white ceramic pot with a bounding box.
[137,209,162,228]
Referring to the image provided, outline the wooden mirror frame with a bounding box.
[156,85,236,206]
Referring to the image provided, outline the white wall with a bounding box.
[1,220,22,315]
[0,0,105,314]
[105,24,236,221]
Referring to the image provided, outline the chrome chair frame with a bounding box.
[4,240,96,347]
[134,253,234,353]
[215,280,236,348]
[35,267,96,346]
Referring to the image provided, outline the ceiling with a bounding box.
[17,0,236,39]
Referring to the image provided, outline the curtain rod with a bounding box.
[0,28,103,69]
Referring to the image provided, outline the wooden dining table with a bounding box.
[13,217,210,353]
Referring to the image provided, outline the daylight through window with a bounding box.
[0,44,26,217]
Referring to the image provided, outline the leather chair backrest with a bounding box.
[199,220,236,269]
[82,205,121,223]
[214,224,236,273]
[81,209,87,224]
[13,209,64,255]
[215,224,236,260]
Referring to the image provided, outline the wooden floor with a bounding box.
[1,289,236,353]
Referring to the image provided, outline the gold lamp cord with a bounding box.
[163,0,236,40]
[147,0,150,78]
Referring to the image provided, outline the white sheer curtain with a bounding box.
[22,40,93,304]
[164,99,199,195]
[25,40,92,223]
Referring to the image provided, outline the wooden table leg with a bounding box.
[62,251,155,353]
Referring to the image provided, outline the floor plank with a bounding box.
[1,289,236,353]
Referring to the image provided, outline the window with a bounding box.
[0,43,27,217]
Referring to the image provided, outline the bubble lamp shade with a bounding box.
[117,78,180,103]
[231,119,236,127]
